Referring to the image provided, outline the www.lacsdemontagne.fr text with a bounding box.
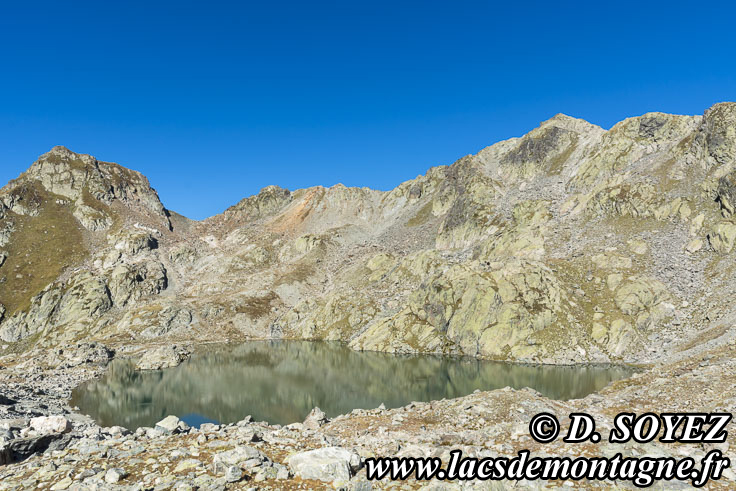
[365,449,729,487]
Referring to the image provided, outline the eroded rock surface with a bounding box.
[1,105,736,487]
[1,107,735,364]
[135,345,190,370]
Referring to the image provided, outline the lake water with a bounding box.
[70,341,633,429]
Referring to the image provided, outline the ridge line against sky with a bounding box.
[2,105,724,222]
[1,0,735,219]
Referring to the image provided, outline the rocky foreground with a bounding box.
[1,320,735,489]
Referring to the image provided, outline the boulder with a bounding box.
[173,458,202,473]
[29,416,72,435]
[0,393,16,405]
[686,238,703,253]
[2,433,65,463]
[614,277,669,316]
[287,447,361,483]
[709,221,736,253]
[136,345,190,370]
[104,467,128,484]
[155,415,182,434]
[303,407,329,430]
[224,465,242,483]
[212,445,267,474]
[154,415,189,434]
[591,253,632,270]
[101,426,130,437]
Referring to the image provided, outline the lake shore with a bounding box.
[1,332,734,489]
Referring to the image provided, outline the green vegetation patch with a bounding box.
[234,291,278,318]
[407,201,434,227]
[0,184,90,316]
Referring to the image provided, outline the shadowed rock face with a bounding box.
[1,103,736,365]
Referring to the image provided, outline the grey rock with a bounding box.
[287,446,359,483]
[303,406,330,430]
[212,445,266,474]
[0,393,16,405]
[105,467,128,483]
[28,415,72,435]
[49,342,113,368]
[136,345,190,370]
[224,465,242,483]
[155,415,181,434]
[101,425,130,437]
[3,433,63,463]
[274,463,290,480]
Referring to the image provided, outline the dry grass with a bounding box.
[0,184,91,315]
[407,201,434,227]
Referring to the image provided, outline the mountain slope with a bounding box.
[1,103,735,365]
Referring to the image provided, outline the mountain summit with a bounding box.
[1,103,736,365]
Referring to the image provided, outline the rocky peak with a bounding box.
[3,103,736,370]
[541,113,605,136]
[702,102,736,165]
[605,112,699,144]
[226,185,292,215]
[32,146,164,206]
[3,146,171,231]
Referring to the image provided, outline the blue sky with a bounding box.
[1,1,734,219]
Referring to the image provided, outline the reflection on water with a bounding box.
[70,341,633,428]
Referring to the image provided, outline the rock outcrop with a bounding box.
[1,106,736,487]
[1,104,736,366]
[135,345,191,370]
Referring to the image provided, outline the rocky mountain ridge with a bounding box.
[1,103,736,366]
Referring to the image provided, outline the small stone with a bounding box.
[146,427,165,439]
[0,394,16,405]
[105,467,128,484]
[274,463,290,480]
[213,445,266,474]
[50,477,73,490]
[103,425,130,436]
[287,447,358,483]
[685,238,703,253]
[174,458,201,473]
[225,465,242,482]
[303,407,329,430]
[155,415,181,434]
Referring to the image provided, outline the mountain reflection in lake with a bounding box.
[70,341,633,428]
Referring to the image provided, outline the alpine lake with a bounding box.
[70,341,633,429]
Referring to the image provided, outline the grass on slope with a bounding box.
[407,201,434,227]
[0,184,90,316]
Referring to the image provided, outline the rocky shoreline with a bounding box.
[3,105,736,488]
[2,328,735,490]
